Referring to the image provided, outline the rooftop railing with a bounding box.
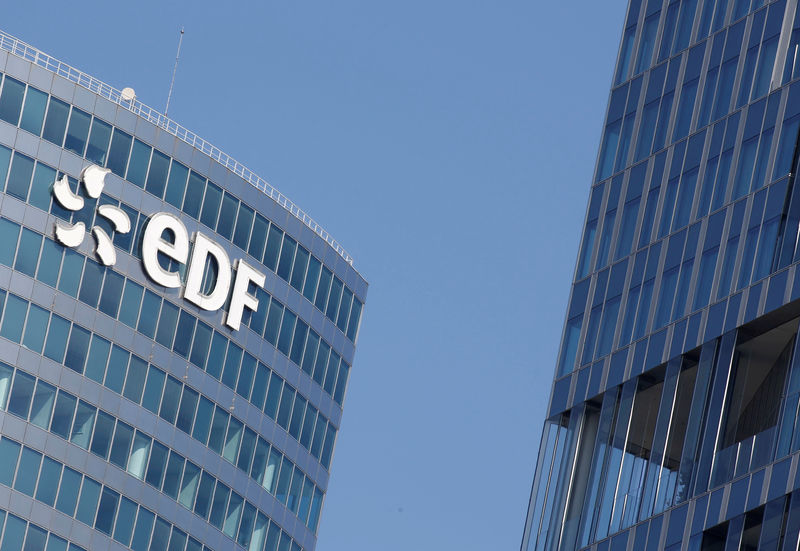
[0,28,355,266]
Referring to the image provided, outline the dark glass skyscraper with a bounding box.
[522,1,800,549]
[0,28,366,551]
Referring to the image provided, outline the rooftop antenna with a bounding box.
[165,26,184,117]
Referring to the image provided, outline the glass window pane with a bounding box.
[200,182,222,229]
[109,421,133,470]
[173,311,195,358]
[64,324,91,374]
[164,161,188,209]
[277,236,296,280]
[98,269,124,318]
[19,86,47,135]
[0,514,26,551]
[137,290,161,338]
[155,300,179,349]
[70,401,96,450]
[64,108,91,156]
[1,294,28,344]
[107,129,132,177]
[178,461,200,509]
[103,345,129,394]
[0,438,21,487]
[29,380,56,429]
[217,192,238,240]
[208,406,229,454]
[158,376,182,424]
[57,249,84,297]
[233,204,254,250]
[113,497,137,546]
[7,370,35,419]
[176,386,198,434]
[55,466,81,516]
[86,118,112,166]
[29,163,55,211]
[189,321,212,369]
[145,440,168,488]
[126,139,151,188]
[42,98,70,146]
[141,366,165,414]
[36,238,62,287]
[127,432,151,480]
[90,410,115,459]
[13,447,41,496]
[130,507,154,551]
[183,171,205,218]
[75,477,101,526]
[36,457,61,506]
[0,219,19,267]
[6,152,35,201]
[162,452,184,499]
[123,356,148,404]
[119,279,144,328]
[44,314,71,363]
[50,391,76,440]
[94,488,119,536]
[192,397,214,444]
[263,225,283,271]
[0,77,25,125]
[145,150,170,198]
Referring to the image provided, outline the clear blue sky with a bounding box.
[5,2,626,549]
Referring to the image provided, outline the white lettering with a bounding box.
[225,260,266,330]
[141,213,189,288]
[184,232,232,312]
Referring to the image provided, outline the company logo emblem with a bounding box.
[53,165,131,267]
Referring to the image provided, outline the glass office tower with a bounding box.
[0,29,366,551]
[522,1,800,549]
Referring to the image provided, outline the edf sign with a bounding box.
[141,213,266,331]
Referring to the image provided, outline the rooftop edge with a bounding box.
[0,28,357,268]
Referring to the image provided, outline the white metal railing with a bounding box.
[0,29,355,266]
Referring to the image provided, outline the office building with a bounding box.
[521,0,800,549]
[0,28,366,551]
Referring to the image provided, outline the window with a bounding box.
[721,318,798,451]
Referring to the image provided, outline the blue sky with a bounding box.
[5,2,626,549]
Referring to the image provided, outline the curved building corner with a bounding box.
[0,29,367,551]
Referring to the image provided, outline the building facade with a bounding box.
[522,1,800,549]
[0,29,366,551]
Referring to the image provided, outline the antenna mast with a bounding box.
[165,27,184,117]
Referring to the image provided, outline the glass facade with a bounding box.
[0,28,366,551]
[522,1,800,549]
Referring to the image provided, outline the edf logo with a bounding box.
[52,165,266,332]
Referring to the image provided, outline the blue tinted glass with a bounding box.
[7,370,34,418]
[176,387,198,434]
[233,204,254,250]
[19,86,47,135]
[113,497,137,546]
[23,304,49,353]
[124,356,147,403]
[0,514,26,551]
[155,300,179,349]
[119,279,143,328]
[189,321,212,369]
[130,507,154,551]
[29,163,55,211]
[206,332,227,379]
[50,392,76,440]
[42,97,70,145]
[142,366,165,414]
[217,192,238,240]
[55,467,81,516]
[95,487,119,535]
[57,249,84,297]
[70,401,96,450]
[173,311,195,358]
[126,139,151,188]
[64,324,91,374]
[84,335,111,384]
[37,238,62,287]
[165,161,189,209]
[158,376,182,424]
[0,219,19,267]
[0,77,25,125]
[137,290,161,338]
[0,439,20,486]
[6,152,35,201]
[86,118,112,166]
[200,181,222,228]
[192,396,214,444]
[78,259,104,308]
[64,108,91,156]
[1,294,27,344]
[106,346,131,392]
[109,421,133,469]
[90,410,115,459]
[75,477,101,525]
[107,129,133,176]
[145,149,170,198]
[183,171,206,218]
[13,447,42,496]
[98,269,124,318]
[30,380,55,430]
[36,457,61,506]
[264,225,283,270]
